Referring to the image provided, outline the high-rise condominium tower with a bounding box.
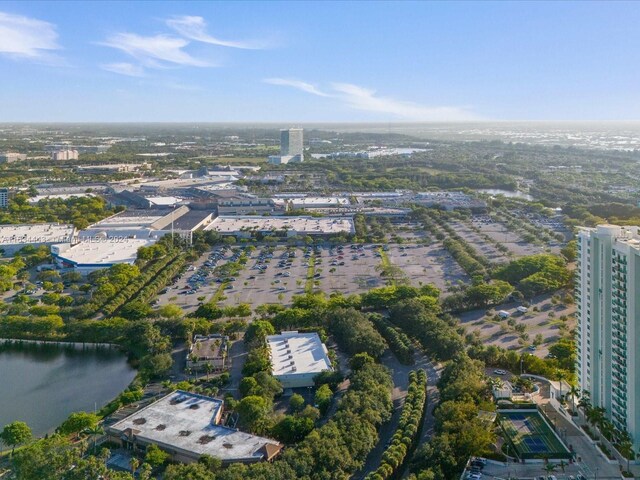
[576,224,640,448]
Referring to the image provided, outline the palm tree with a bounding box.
[617,433,635,473]
[557,372,566,401]
[83,424,104,454]
[544,463,557,475]
[204,362,213,381]
[568,385,580,415]
[578,390,592,414]
[130,457,140,475]
[558,460,567,473]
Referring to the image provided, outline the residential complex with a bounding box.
[0,152,27,163]
[266,331,332,388]
[52,149,79,161]
[576,224,640,448]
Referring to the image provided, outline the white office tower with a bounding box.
[576,224,640,448]
[268,128,304,165]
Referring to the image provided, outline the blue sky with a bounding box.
[1,1,639,122]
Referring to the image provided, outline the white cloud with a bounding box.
[264,77,479,121]
[101,62,145,77]
[166,15,268,49]
[263,78,330,97]
[0,11,60,61]
[100,32,212,68]
[331,82,478,121]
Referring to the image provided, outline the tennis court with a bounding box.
[498,410,571,459]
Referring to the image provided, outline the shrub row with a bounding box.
[98,251,182,316]
[126,253,186,306]
[370,314,415,365]
[366,369,427,480]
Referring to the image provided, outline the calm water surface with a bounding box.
[0,342,136,436]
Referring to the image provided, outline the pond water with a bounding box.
[0,341,136,436]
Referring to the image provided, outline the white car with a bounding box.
[493,369,507,375]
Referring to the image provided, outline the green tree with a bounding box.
[289,393,305,413]
[58,412,99,437]
[314,384,333,415]
[237,396,270,432]
[164,462,215,480]
[0,421,32,455]
[145,443,169,468]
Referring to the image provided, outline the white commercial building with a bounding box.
[107,390,282,465]
[205,215,355,238]
[0,223,76,256]
[266,331,332,388]
[51,237,157,273]
[576,224,640,449]
[273,196,351,209]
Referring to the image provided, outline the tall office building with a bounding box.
[576,224,640,447]
[269,129,304,165]
[0,188,7,208]
[280,128,303,158]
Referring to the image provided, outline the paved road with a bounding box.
[356,348,441,479]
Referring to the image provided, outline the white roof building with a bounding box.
[0,223,76,255]
[273,196,351,209]
[51,237,156,273]
[205,215,355,238]
[266,331,332,388]
[107,390,282,465]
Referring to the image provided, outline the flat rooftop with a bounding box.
[205,216,355,235]
[88,209,177,231]
[53,237,156,266]
[273,196,351,207]
[0,223,75,245]
[108,391,281,462]
[266,331,332,377]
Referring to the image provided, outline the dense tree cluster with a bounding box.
[493,254,571,297]
[389,299,464,362]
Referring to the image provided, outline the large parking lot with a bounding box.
[154,240,475,309]
[386,244,469,290]
[458,295,576,358]
[469,216,547,258]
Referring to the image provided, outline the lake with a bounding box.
[476,188,535,201]
[0,341,136,436]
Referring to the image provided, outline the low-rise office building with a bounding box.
[217,197,285,215]
[266,331,332,388]
[106,390,282,465]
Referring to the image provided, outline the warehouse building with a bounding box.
[266,331,332,388]
[106,390,282,465]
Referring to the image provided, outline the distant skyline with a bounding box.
[1,1,640,122]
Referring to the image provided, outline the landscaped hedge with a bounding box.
[98,250,183,316]
[370,314,415,365]
[365,369,427,480]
